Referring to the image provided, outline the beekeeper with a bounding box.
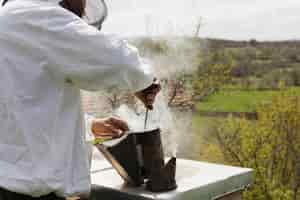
[0,0,160,199]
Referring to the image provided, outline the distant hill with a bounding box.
[205,38,300,49]
[130,36,300,49]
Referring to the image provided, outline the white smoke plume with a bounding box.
[82,36,204,158]
[114,37,204,157]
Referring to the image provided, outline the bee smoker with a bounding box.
[96,128,177,192]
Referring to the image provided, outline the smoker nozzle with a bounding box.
[146,157,177,192]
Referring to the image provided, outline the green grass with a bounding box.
[197,87,300,112]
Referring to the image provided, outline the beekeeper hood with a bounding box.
[2,0,70,5]
[2,0,108,30]
[0,0,153,198]
[1,0,61,6]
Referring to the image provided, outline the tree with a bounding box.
[193,49,236,100]
[193,17,203,37]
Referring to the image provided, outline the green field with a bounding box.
[196,87,300,112]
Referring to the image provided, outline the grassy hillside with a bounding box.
[197,87,300,112]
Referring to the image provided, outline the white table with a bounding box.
[90,157,253,200]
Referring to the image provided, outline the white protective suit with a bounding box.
[0,0,153,197]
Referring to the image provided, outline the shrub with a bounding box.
[215,88,300,200]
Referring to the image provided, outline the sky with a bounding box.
[102,0,300,41]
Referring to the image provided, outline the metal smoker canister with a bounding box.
[104,128,177,192]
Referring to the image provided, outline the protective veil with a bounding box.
[84,0,108,30]
[0,0,153,197]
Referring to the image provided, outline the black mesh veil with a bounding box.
[1,0,8,6]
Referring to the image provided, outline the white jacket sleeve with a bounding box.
[42,8,153,92]
[84,114,95,143]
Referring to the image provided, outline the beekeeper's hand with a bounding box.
[135,80,161,110]
[91,117,129,138]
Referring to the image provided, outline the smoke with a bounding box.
[114,93,179,156]
[82,36,204,158]
[114,37,203,157]
[141,37,202,80]
[151,38,200,157]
